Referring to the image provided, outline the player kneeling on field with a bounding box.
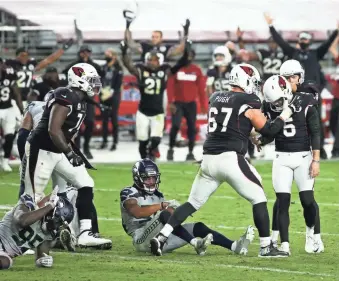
[120,159,254,255]
[0,187,74,270]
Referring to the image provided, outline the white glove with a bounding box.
[165,199,181,209]
[279,99,293,121]
[36,254,53,268]
[47,186,59,208]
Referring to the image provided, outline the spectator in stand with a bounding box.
[166,49,207,161]
[329,35,339,157]
[100,48,124,151]
[264,13,339,159]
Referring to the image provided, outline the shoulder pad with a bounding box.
[120,187,140,203]
[244,94,262,109]
[52,88,74,107]
[19,194,35,211]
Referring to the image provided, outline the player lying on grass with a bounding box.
[120,158,254,255]
[0,187,74,270]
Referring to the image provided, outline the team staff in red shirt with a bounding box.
[166,50,207,161]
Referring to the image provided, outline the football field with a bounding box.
[0,161,338,281]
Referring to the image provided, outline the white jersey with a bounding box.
[120,186,164,236]
[26,101,46,130]
[0,194,52,257]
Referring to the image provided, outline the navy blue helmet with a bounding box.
[132,158,161,194]
[42,197,75,238]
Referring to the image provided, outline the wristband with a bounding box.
[312,160,320,163]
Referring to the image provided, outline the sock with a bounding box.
[314,233,321,242]
[314,201,321,234]
[91,202,99,234]
[253,202,270,238]
[271,230,279,242]
[281,241,290,250]
[189,238,199,247]
[193,222,233,250]
[231,242,237,251]
[259,237,271,248]
[80,219,92,233]
[160,224,174,238]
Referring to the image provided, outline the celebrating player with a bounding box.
[120,39,191,160]
[23,63,111,249]
[0,60,23,172]
[149,63,302,258]
[257,61,323,255]
[120,159,255,255]
[206,46,233,96]
[0,189,74,270]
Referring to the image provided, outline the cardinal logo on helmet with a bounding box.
[240,65,254,76]
[72,66,85,77]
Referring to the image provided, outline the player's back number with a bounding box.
[208,106,233,133]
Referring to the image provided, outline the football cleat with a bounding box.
[2,158,12,172]
[186,152,196,161]
[194,233,213,256]
[60,228,76,252]
[278,242,291,256]
[234,225,255,255]
[258,243,289,258]
[305,226,315,253]
[78,230,112,250]
[313,239,324,254]
[150,236,165,256]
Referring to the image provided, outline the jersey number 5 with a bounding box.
[144,78,161,95]
[208,107,233,133]
[283,117,296,137]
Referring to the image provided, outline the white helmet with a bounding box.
[213,46,232,66]
[229,63,261,95]
[67,63,102,97]
[279,59,305,84]
[263,75,293,112]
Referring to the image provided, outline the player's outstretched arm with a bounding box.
[120,41,140,78]
[17,110,33,160]
[168,39,191,75]
[48,104,72,154]
[316,21,339,60]
[124,199,169,219]
[12,84,24,114]
[13,203,53,229]
[167,19,190,58]
[35,39,74,72]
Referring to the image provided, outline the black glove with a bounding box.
[289,95,303,114]
[182,19,190,36]
[120,40,128,55]
[123,9,136,29]
[66,150,84,167]
[62,39,74,51]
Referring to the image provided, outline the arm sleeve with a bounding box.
[170,47,189,74]
[316,30,339,60]
[269,26,295,57]
[258,117,285,137]
[306,106,321,150]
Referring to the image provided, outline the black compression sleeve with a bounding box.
[258,117,284,138]
[170,47,189,74]
[259,135,275,146]
[17,128,30,161]
[306,106,321,150]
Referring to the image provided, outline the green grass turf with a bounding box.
[0,161,338,281]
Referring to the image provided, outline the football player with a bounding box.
[123,9,189,62]
[0,188,74,270]
[206,46,233,96]
[121,159,255,255]
[0,60,24,172]
[257,61,323,255]
[4,40,73,103]
[120,39,190,160]
[30,67,68,102]
[23,63,112,249]
[149,63,302,258]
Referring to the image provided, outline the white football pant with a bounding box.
[136,110,164,141]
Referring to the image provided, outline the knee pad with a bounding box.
[0,252,13,270]
[276,193,291,211]
[299,191,315,208]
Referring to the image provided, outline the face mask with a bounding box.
[105,57,112,63]
[299,42,309,50]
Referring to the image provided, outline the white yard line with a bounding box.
[51,252,334,278]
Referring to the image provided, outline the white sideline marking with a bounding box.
[52,252,334,278]
[105,166,337,181]
[0,204,338,237]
